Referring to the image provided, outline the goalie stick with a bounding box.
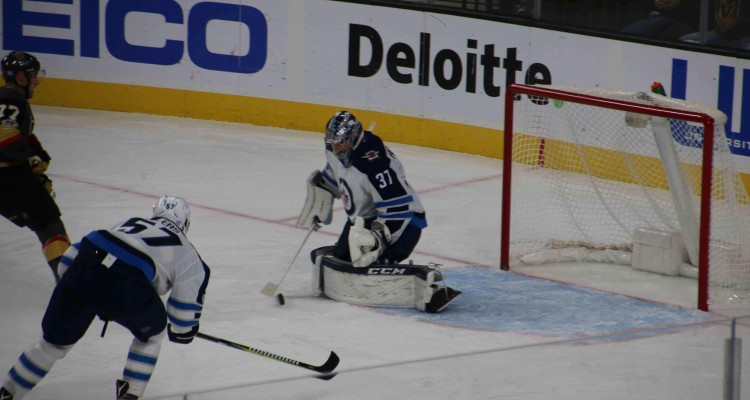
[196,332,340,379]
[261,221,320,299]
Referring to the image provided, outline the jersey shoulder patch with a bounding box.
[350,132,389,172]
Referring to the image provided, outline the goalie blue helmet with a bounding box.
[153,195,191,234]
[325,111,363,167]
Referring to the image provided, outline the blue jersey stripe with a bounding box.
[321,168,337,186]
[375,195,413,208]
[59,255,74,268]
[378,211,414,220]
[84,231,156,282]
[124,369,152,381]
[128,352,157,365]
[168,297,203,311]
[19,354,47,378]
[9,368,35,389]
[409,213,427,228]
[168,314,198,327]
[377,212,427,229]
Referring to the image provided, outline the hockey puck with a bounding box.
[276,293,285,305]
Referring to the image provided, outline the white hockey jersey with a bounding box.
[321,131,426,242]
[60,216,209,331]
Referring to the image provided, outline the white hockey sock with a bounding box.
[2,338,72,399]
[122,330,165,397]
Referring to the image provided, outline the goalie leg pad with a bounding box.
[415,270,437,312]
[312,247,459,312]
[322,257,419,308]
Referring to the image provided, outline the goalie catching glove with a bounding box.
[297,170,337,229]
[348,216,391,267]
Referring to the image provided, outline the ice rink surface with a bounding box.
[1,106,748,399]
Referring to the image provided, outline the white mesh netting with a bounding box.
[506,85,750,309]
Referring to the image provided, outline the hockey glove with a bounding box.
[35,173,54,196]
[348,216,386,267]
[28,155,49,175]
[167,323,199,344]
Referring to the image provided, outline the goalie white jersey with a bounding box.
[321,130,427,242]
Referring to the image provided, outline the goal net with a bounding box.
[501,84,750,311]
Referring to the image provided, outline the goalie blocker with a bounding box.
[310,246,461,313]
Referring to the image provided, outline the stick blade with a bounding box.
[260,282,278,297]
[316,351,340,374]
[316,372,338,380]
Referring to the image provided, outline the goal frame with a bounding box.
[501,84,717,311]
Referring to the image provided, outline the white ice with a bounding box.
[1,106,748,400]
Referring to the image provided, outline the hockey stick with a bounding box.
[261,221,319,298]
[196,332,339,379]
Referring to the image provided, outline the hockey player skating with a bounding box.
[0,196,210,400]
[0,51,70,282]
[298,111,460,312]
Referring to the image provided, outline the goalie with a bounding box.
[297,111,460,312]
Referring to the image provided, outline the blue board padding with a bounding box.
[379,267,717,339]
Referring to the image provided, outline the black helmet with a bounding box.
[2,51,41,82]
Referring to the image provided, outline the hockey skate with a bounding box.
[0,387,13,400]
[422,263,461,313]
[116,380,138,399]
[425,285,462,313]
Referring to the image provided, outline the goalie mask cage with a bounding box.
[501,84,750,312]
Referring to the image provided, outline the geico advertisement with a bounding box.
[305,1,750,161]
[0,0,287,96]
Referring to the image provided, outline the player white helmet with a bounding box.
[153,195,191,234]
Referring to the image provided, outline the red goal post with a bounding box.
[501,84,750,312]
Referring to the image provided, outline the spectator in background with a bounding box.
[622,0,701,40]
[681,0,750,50]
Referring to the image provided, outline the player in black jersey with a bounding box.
[0,51,70,282]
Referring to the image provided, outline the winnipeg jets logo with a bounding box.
[361,150,380,161]
[340,179,355,214]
